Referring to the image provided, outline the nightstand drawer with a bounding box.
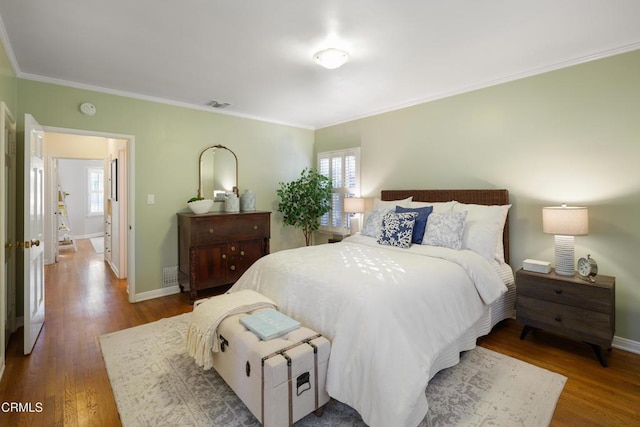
[517,295,614,347]
[517,272,612,313]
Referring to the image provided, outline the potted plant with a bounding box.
[276,167,332,246]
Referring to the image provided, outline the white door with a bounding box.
[23,114,45,355]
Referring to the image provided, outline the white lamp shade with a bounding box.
[344,197,366,213]
[542,206,589,236]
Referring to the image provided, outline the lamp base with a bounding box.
[554,235,575,276]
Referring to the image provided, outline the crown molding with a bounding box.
[316,42,640,129]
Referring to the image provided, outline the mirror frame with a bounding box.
[197,144,238,199]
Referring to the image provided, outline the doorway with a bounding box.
[42,127,135,299]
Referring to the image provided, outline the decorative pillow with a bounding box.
[361,209,391,238]
[395,205,433,244]
[423,211,468,249]
[452,203,511,262]
[377,212,419,248]
[409,200,457,214]
[373,197,412,211]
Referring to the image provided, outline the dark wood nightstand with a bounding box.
[516,268,615,366]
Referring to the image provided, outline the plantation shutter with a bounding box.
[317,148,361,235]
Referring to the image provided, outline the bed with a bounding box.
[229,189,515,427]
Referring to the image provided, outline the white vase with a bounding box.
[224,193,239,212]
[240,189,256,211]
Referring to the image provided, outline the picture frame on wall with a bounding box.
[110,158,118,201]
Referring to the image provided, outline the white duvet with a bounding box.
[229,234,507,427]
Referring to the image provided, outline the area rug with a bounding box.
[90,237,104,253]
[100,313,566,427]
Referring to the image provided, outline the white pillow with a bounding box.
[409,200,457,214]
[361,209,392,238]
[423,211,467,249]
[373,197,412,210]
[452,203,511,262]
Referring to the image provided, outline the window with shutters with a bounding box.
[317,148,361,235]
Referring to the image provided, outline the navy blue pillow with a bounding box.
[395,205,433,244]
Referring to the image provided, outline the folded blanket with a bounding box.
[186,289,277,370]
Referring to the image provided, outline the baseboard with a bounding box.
[613,335,640,355]
[74,232,104,240]
[133,285,182,303]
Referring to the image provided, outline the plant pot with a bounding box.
[187,199,213,214]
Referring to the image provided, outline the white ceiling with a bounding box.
[1,1,639,129]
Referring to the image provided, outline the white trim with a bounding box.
[18,72,313,130]
[132,285,181,303]
[613,335,640,355]
[70,232,103,240]
[316,42,640,129]
[0,14,20,76]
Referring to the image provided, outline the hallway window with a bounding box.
[87,167,104,216]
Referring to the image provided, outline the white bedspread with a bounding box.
[230,235,507,427]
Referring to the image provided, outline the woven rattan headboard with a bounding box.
[381,189,510,264]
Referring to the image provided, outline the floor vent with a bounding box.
[162,265,179,287]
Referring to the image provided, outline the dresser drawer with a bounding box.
[517,295,613,347]
[517,271,612,313]
[193,214,269,245]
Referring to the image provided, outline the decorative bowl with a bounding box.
[187,199,213,214]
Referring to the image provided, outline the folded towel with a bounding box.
[186,289,277,370]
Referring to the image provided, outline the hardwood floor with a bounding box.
[1,240,639,426]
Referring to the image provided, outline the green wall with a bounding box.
[316,50,640,342]
[0,37,16,115]
[16,80,314,298]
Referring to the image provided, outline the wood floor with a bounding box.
[1,239,639,426]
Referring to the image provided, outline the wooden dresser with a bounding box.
[516,268,615,366]
[177,211,271,303]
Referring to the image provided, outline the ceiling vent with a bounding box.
[207,100,231,109]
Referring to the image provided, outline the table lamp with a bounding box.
[542,204,589,276]
[344,197,366,234]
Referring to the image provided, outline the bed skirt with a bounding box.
[427,278,516,382]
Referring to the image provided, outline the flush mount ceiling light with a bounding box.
[313,48,350,69]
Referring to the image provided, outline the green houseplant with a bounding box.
[277,168,332,246]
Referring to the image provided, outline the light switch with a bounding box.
[147,194,155,205]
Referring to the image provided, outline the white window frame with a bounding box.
[86,167,104,217]
[317,147,361,235]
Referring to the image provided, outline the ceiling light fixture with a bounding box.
[313,48,349,69]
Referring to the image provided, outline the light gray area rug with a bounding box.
[90,237,104,253]
[100,313,566,427]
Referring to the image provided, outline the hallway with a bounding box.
[0,239,192,426]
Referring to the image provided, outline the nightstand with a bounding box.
[516,268,615,367]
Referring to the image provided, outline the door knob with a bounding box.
[4,242,12,249]
[31,239,41,246]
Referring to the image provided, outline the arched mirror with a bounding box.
[198,145,238,201]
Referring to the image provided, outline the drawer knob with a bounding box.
[253,225,258,230]
[230,265,236,271]
[555,315,562,322]
[222,254,227,259]
[555,289,562,295]
[231,246,236,251]
[209,228,214,234]
[240,250,245,256]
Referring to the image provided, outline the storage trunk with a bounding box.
[212,310,331,427]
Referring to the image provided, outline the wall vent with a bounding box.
[206,100,231,109]
[162,265,179,287]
